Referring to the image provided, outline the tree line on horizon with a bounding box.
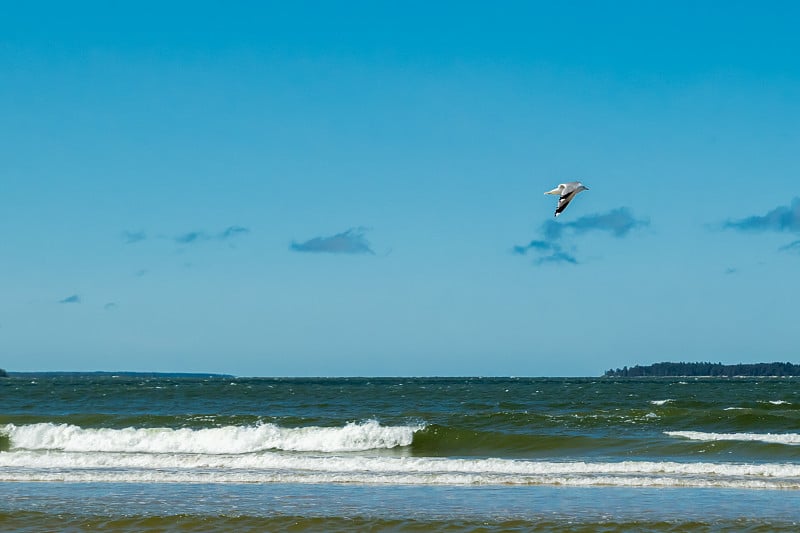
[605,362,800,377]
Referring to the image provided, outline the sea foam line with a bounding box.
[0,421,421,454]
[666,431,800,446]
[1,451,799,489]
[2,451,799,477]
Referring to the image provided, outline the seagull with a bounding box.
[544,181,589,217]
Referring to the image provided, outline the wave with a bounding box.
[410,424,629,457]
[650,399,673,406]
[2,421,637,459]
[666,431,800,445]
[0,421,421,454]
[1,449,799,488]
[7,421,799,461]
[4,423,800,489]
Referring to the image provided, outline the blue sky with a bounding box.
[2,1,799,376]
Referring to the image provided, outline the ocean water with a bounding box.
[2,376,800,531]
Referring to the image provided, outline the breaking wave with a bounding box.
[0,421,421,454]
[666,431,800,446]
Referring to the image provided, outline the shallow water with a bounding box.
[2,482,799,532]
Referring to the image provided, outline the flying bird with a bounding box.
[544,181,589,217]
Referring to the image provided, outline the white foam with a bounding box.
[650,399,673,406]
[0,450,798,489]
[1,421,421,454]
[666,430,800,445]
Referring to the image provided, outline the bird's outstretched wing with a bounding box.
[554,190,579,217]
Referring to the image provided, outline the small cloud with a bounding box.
[543,208,650,241]
[291,228,375,255]
[512,240,557,255]
[513,241,578,265]
[104,302,118,311]
[779,240,800,253]
[536,251,579,265]
[724,198,800,233]
[219,226,250,240]
[122,230,147,244]
[123,226,250,246]
[59,294,81,304]
[514,207,648,267]
[174,231,209,245]
[174,226,251,245]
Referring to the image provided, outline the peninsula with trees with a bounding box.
[605,362,800,378]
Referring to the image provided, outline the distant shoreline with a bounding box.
[605,362,800,378]
[603,374,800,379]
[4,369,800,379]
[4,371,235,379]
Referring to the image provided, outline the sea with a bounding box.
[2,375,800,532]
